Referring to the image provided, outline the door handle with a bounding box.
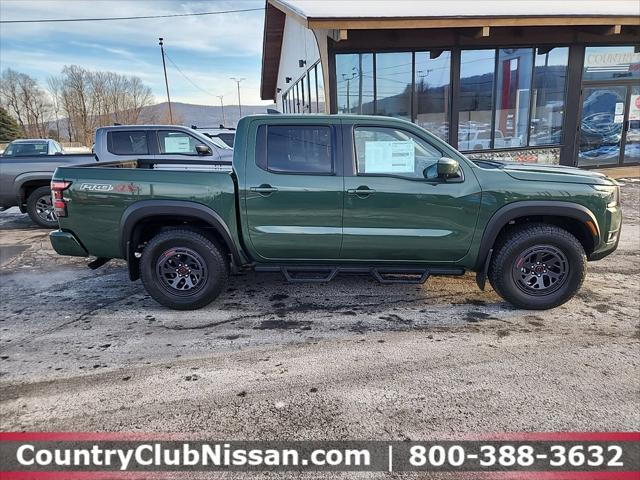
[347,187,376,197]
[250,185,278,196]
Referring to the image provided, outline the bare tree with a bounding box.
[2,66,155,145]
[48,66,155,145]
[47,76,63,140]
[0,69,51,137]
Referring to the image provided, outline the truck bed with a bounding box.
[52,161,239,260]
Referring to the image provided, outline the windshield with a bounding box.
[201,133,232,150]
[3,142,49,156]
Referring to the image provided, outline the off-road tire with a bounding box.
[140,229,229,310]
[26,186,58,228]
[488,224,586,310]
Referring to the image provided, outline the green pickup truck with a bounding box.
[49,115,621,311]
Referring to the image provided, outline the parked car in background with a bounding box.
[191,125,236,147]
[49,114,621,311]
[2,138,65,157]
[0,125,232,227]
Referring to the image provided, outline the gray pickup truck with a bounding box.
[0,125,232,227]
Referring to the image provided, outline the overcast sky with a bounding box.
[0,0,272,106]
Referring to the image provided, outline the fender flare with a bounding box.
[119,200,243,267]
[13,172,54,199]
[474,200,600,271]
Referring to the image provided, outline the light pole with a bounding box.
[158,37,173,123]
[217,95,226,126]
[230,77,245,119]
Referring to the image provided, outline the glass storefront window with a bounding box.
[583,46,640,81]
[529,47,569,146]
[625,85,640,164]
[578,85,628,167]
[415,50,451,141]
[309,66,317,112]
[300,74,306,112]
[494,48,533,148]
[336,53,374,114]
[375,52,412,120]
[458,49,496,151]
[317,62,325,112]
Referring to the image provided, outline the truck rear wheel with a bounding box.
[140,229,229,310]
[26,186,58,228]
[488,224,586,310]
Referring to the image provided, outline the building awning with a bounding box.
[260,0,640,99]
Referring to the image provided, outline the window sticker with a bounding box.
[164,135,191,153]
[364,140,414,173]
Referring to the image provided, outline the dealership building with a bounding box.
[260,0,639,168]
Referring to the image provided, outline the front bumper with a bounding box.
[49,230,89,257]
[588,206,622,261]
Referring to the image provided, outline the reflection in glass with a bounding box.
[494,48,533,148]
[375,52,412,120]
[578,86,627,166]
[583,46,640,81]
[336,53,374,114]
[458,50,496,151]
[309,66,317,113]
[624,85,640,164]
[530,47,569,146]
[317,62,325,112]
[415,51,451,141]
[300,74,306,112]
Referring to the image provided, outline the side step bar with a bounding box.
[254,265,465,285]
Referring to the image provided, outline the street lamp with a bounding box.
[216,95,226,126]
[230,77,246,119]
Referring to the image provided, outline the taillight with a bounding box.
[51,180,72,217]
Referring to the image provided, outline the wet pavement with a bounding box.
[0,183,638,474]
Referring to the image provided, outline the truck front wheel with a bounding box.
[140,229,229,310]
[488,224,586,310]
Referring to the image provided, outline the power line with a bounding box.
[0,7,264,24]
[163,51,216,98]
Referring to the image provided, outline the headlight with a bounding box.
[594,185,620,208]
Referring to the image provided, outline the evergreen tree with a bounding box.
[0,107,22,142]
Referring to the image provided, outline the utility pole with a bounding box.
[158,37,173,123]
[216,95,226,126]
[230,77,245,119]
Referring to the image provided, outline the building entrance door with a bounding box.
[577,83,638,168]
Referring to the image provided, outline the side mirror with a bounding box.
[54,152,64,156]
[195,144,211,155]
[437,157,461,180]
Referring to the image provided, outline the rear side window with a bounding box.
[107,131,149,155]
[256,125,332,174]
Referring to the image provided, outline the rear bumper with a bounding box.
[49,230,89,257]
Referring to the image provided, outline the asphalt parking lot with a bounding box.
[1,181,638,445]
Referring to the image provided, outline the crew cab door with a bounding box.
[340,123,481,263]
[242,121,343,261]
